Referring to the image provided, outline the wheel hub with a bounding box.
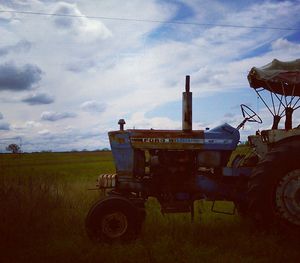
[275,169,300,226]
[101,212,128,239]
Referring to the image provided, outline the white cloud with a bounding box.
[38,129,50,136]
[80,100,106,113]
[12,120,41,130]
[126,111,181,130]
[21,92,54,105]
[25,120,41,128]
[52,2,112,42]
[41,111,77,121]
[0,121,10,130]
[271,38,300,51]
[0,40,31,57]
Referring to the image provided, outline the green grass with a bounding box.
[0,151,299,263]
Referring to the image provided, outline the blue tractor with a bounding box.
[86,59,300,242]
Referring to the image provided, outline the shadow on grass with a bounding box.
[0,175,299,263]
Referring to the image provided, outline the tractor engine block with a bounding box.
[149,150,197,192]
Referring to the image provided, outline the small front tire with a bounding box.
[85,196,145,242]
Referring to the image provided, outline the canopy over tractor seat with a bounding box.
[247,59,300,130]
[248,59,300,96]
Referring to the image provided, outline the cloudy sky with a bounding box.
[0,0,300,152]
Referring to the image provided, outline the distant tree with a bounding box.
[6,144,21,154]
[101,148,110,151]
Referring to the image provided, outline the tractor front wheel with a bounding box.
[85,196,145,242]
[247,141,300,233]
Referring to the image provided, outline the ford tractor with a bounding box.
[86,59,300,242]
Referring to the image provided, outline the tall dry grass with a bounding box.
[0,152,299,263]
[0,175,61,251]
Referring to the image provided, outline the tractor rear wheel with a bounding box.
[85,196,145,242]
[247,141,300,233]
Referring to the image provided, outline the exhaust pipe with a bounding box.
[182,75,192,132]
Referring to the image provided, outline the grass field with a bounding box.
[0,151,299,263]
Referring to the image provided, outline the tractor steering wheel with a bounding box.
[240,104,262,124]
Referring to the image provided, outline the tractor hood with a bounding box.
[109,123,240,152]
[247,59,300,96]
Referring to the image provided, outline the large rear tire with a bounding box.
[85,196,145,242]
[247,141,300,233]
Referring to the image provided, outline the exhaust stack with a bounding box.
[182,75,192,132]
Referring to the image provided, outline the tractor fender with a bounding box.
[86,195,144,224]
[271,135,300,147]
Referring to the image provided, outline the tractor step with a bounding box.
[211,200,236,215]
[161,201,195,222]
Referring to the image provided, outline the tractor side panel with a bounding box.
[129,130,205,150]
[109,131,134,175]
